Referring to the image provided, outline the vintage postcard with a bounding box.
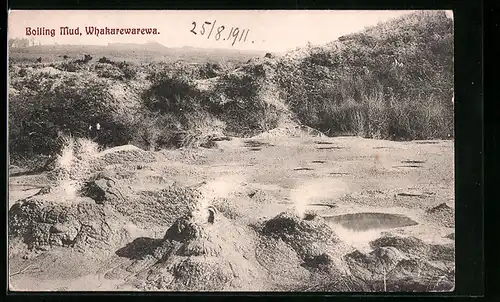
[8,10,455,292]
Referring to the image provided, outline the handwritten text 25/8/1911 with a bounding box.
[190,20,252,46]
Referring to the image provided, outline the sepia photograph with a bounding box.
[8,10,455,292]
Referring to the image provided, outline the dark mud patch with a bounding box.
[397,191,435,198]
[244,140,274,148]
[115,237,163,260]
[249,148,262,151]
[315,141,334,145]
[393,165,424,168]
[211,136,232,142]
[330,172,350,176]
[308,203,337,209]
[294,167,314,171]
[373,146,393,150]
[323,213,418,232]
[401,160,426,164]
[312,160,326,164]
[317,146,344,150]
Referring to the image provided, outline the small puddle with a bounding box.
[322,212,418,251]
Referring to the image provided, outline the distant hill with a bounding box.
[8,42,269,64]
[106,41,169,52]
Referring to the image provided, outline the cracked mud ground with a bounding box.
[8,136,454,292]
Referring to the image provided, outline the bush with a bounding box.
[94,62,125,80]
[208,63,287,136]
[275,10,454,140]
[8,71,138,160]
[94,58,138,80]
[115,61,137,80]
[129,111,181,151]
[143,67,204,115]
[175,111,227,148]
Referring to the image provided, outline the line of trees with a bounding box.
[8,38,41,48]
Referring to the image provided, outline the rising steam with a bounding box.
[193,175,247,223]
[290,178,350,218]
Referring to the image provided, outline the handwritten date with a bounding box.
[190,20,251,46]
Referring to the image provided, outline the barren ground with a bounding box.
[8,135,454,291]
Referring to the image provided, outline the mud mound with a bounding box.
[345,247,454,291]
[370,235,455,262]
[425,203,454,228]
[8,197,130,253]
[247,189,277,204]
[111,184,202,229]
[258,212,349,271]
[345,247,409,281]
[343,234,455,291]
[79,175,125,204]
[369,235,430,256]
[106,213,262,291]
[254,237,310,285]
[96,146,158,166]
[211,198,243,220]
[383,259,454,292]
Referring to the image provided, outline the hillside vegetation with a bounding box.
[8,11,453,168]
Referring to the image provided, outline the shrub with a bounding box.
[94,62,125,80]
[129,111,181,151]
[98,57,114,64]
[8,71,138,159]
[143,71,204,115]
[274,10,454,140]
[208,63,287,136]
[115,61,137,80]
[175,111,227,148]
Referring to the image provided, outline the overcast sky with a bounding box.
[8,10,451,52]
